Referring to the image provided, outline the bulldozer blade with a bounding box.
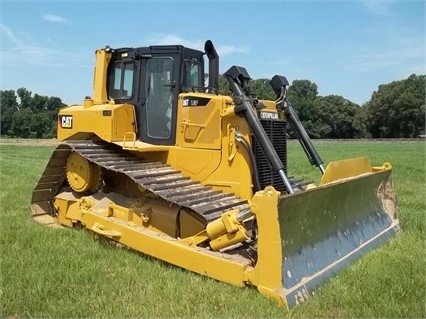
[277,167,400,306]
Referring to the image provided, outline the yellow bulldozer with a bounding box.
[31,40,400,308]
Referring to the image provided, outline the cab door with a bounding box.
[138,55,180,145]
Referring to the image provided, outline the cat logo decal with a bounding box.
[59,115,73,129]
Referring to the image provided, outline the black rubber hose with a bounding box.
[226,78,295,193]
[237,134,261,192]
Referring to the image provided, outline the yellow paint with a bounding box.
[56,48,256,201]
[57,103,136,142]
[52,185,289,307]
[176,93,222,149]
[93,49,111,104]
[168,147,221,178]
[320,157,391,185]
[195,97,253,199]
[247,187,286,306]
[34,42,400,311]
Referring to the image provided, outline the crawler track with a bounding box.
[31,139,310,226]
[31,140,251,225]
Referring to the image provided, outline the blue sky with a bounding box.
[0,0,424,105]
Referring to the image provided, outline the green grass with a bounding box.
[1,141,425,318]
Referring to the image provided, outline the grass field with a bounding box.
[1,141,425,318]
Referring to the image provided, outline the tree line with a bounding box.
[0,88,65,138]
[219,73,425,139]
[1,74,424,139]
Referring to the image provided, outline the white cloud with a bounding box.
[216,44,249,55]
[346,34,424,74]
[359,0,396,16]
[0,24,21,46]
[41,14,67,23]
[146,34,249,56]
[0,23,90,68]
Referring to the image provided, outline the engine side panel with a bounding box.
[57,103,137,142]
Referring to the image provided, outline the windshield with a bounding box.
[183,60,203,92]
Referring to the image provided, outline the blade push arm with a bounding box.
[224,66,295,194]
[270,75,325,174]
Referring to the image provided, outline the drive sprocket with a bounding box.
[66,152,102,193]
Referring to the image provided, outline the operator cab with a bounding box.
[106,45,206,145]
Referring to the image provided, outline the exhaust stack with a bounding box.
[204,40,219,91]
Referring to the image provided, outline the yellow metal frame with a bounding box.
[93,49,111,104]
[56,48,256,201]
[47,45,399,310]
[54,186,288,306]
[50,160,396,309]
[58,103,137,142]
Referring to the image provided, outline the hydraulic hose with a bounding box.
[235,132,261,192]
[224,68,295,194]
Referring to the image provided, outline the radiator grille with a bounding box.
[252,120,288,192]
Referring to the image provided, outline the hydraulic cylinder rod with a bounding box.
[283,101,325,174]
[270,75,325,174]
[224,66,294,194]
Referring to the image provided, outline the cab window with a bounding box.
[145,57,174,139]
[110,62,134,99]
[183,60,203,92]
